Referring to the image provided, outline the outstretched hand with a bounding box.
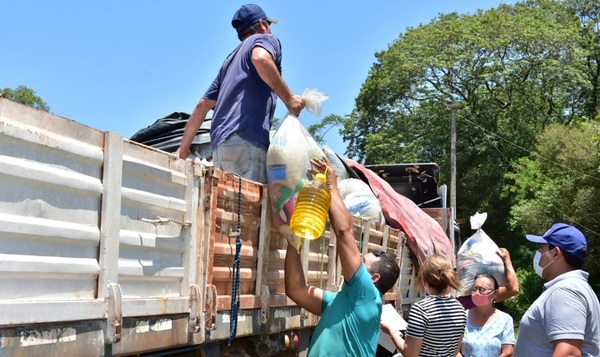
[496,247,513,267]
[308,156,338,190]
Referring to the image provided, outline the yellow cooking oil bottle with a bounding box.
[290,172,331,240]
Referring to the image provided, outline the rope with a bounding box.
[228,175,243,345]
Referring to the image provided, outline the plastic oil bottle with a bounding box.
[290,172,331,240]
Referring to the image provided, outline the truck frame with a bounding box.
[0,98,450,356]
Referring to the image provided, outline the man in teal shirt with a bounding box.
[285,157,401,356]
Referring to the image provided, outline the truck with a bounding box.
[0,98,454,356]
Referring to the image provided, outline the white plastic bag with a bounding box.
[456,212,506,296]
[266,88,329,251]
[323,145,350,181]
[338,178,384,223]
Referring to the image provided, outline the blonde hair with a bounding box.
[417,254,461,292]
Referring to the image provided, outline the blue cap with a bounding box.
[231,4,278,34]
[526,223,588,262]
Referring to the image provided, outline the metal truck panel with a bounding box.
[0,98,424,356]
[0,98,196,354]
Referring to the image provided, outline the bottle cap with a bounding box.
[315,173,327,183]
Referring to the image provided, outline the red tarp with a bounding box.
[343,158,455,266]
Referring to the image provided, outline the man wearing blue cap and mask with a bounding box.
[514,223,600,357]
[177,4,304,183]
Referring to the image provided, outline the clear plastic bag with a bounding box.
[456,212,506,296]
[302,88,329,118]
[266,88,329,251]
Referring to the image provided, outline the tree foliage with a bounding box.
[1,85,50,112]
[344,0,597,246]
[344,0,600,318]
[504,123,600,289]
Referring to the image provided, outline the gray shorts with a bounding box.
[212,133,267,183]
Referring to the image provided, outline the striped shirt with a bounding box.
[407,295,467,356]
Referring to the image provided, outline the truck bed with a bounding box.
[0,98,420,356]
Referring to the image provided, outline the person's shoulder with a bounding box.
[496,309,513,323]
[252,33,280,42]
[552,273,594,295]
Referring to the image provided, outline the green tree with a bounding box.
[567,0,600,119]
[306,114,345,146]
[344,0,589,250]
[1,85,50,112]
[504,123,600,290]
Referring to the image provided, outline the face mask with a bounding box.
[471,292,492,307]
[533,249,555,278]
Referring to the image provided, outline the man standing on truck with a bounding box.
[177,4,304,183]
[285,157,401,356]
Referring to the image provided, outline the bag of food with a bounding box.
[266,89,328,250]
[323,145,351,181]
[456,212,506,296]
[338,178,384,224]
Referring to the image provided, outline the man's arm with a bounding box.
[495,248,519,302]
[552,339,583,357]
[310,157,362,282]
[251,47,303,117]
[177,97,216,159]
[284,244,324,315]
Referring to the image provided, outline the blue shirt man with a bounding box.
[178,4,304,183]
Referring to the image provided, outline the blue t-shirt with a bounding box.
[514,270,600,357]
[461,310,515,357]
[204,33,281,151]
[308,264,382,356]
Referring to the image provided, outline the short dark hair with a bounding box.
[369,250,400,294]
[549,244,587,269]
[237,22,260,41]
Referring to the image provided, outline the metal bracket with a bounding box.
[142,216,192,228]
[188,284,202,333]
[105,283,123,344]
[260,285,270,325]
[204,284,218,331]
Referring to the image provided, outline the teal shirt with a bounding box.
[308,264,383,356]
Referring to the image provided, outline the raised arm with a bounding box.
[251,46,304,117]
[310,157,362,282]
[495,248,520,302]
[284,244,324,315]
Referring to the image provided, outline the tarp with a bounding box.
[343,158,455,266]
[129,112,212,159]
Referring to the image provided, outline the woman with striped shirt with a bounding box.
[381,254,467,356]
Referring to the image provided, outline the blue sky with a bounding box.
[2,1,514,156]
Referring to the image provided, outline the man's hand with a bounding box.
[175,148,189,160]
[285,94,304,117]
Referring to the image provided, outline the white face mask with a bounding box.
[533,249,555,278]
